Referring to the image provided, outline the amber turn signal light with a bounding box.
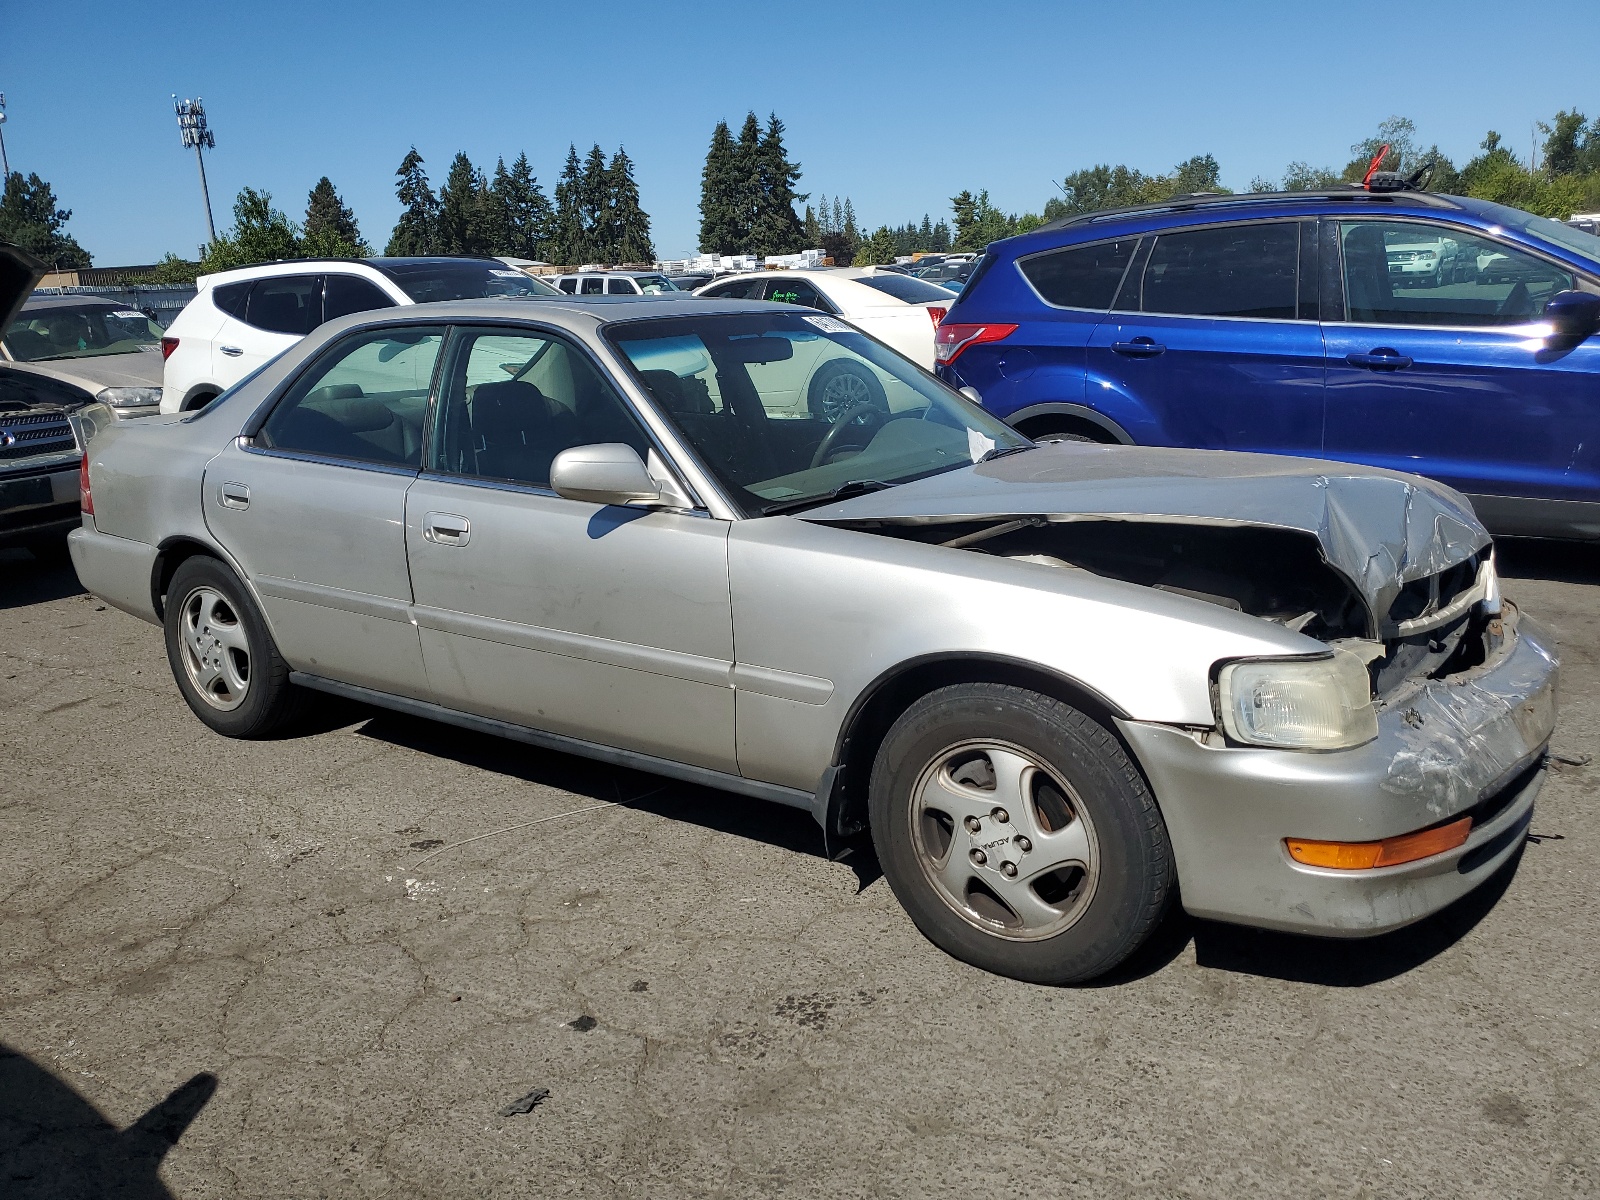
[1286,816,1473,870]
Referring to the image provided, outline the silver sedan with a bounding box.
[68,296,1558,983]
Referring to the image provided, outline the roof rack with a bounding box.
[1033,187,1461,234]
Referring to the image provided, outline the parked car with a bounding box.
[0,244,90,561]
[69,295,1554,983]
[549,271,688,296]
[665,273,718,291]
[937,189,1600,539]
[695,267,953,375]
[4,293,165,416]
[160,256,561,413]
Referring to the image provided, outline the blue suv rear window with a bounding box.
[1018,239,1138,309]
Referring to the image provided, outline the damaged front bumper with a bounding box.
[1118,603,1558,936]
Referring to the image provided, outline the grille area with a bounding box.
[0,410,77,461]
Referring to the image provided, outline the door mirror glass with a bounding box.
[1543,289,1600,339]
[550,443,663,507]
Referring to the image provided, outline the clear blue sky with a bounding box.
[5,0,1599,266]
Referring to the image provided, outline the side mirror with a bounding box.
[1544,290,1600,339]
[550,443,683,508]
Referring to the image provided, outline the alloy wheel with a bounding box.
[177,586,251,711]
[819,371,873,422]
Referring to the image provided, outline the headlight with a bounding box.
[96,386,162,409]
[1216,649,1377,750]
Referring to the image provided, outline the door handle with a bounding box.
[218,481,250,510]
[1111,338,1166,357]
[219,345,243,357]
[1345,349,1413,370]
[423,512,470,546]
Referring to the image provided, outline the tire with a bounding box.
[163,556,304,738]
[1033,430,1096,444]
[868,682,1174,984]
[807,359,888,424]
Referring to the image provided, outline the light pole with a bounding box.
[173,96,217,244]
[0,94,10,180]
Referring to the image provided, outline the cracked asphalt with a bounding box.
[1,542,1596,1199]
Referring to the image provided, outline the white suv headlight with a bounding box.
[96,386,162,409]
[1216,649,1378,750]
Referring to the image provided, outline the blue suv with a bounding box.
[936,190,1600,539]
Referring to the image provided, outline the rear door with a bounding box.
[1085,219,1325,455]
[220,273,324,385]
[203,324,445,696]
[1321,218,1600,508]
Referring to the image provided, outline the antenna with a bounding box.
[173,95,218,244]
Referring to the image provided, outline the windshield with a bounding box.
[634,275,680,294]
[608,310,1031,516]
[4,303,163,362]
[1459,198,1600,264]
[857,274,958,303]
[378,262,561,302]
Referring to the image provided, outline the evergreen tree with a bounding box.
[493,153,552,260]
[0,171,91,267]
[831,197,844,234]
[552,145,586,265]
[608,147,654,264]
[699,120,743,255]
[733,112,764,251]
[749,112,807,255]
[580,144,612,262]
[931,220,951,251]
[852,225,899,266]
[842,197,859,240]
[301,177,369,258]
[802,204,820,246]
[815,193,832,234]
[436,151,482,254]
[386,148,438,256]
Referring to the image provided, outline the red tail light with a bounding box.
[79,454,94,515]
[933,322,1017,366]
[160,336,179,361]
[927,306,947,326]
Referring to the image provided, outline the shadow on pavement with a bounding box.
[356,711,827,858]
[0,549,86,610]
[0,1044,216,1199]
[1494,537,1600,584]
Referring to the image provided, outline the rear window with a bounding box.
[378,261,560,302]
[1018,239,1138,310]
[856,274,957,303]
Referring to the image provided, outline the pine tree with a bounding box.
[0,171,91,267]
[815,193,832,234]
[301,177,369,258]
[608,147,654,264]
[842,197,858,240]
[436,152,481,254]
[386,148,438,256]
[493,152,552,260]
[802,204,820,246]
[831,197,844,234]
[748,113,807,255]
[551,145,586,265]
[733,112,764,252]
[580,144,612,262]
[699,120,743,255]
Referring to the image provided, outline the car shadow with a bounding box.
[0,1043,216,1199]
[1494,536,1600,584]
[0,549,86,610]
[354,712,827,859]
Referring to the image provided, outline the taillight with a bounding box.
[933,322,1017,366]
[160,336,179,361]
[79,454,94,515]
[927,306,947,326]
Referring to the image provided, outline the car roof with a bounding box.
[198,256,506,286]
[20,293,131,312]
[330,295,772,332]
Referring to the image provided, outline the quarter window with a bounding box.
[257,326,444,466]
[764,279,829,309]
[428,329,650,489]
[245,275,323,335]
[1139,223,1300,320]
[1019,238,1138,310]
[1338,221,1576,327]
[212,280,251,319]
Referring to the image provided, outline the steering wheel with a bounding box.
[810,400,887,468]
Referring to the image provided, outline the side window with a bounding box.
[1338,221,1575,327]
[245,275,323,335]
[557,278,578,294]
[606,277,637,295]
[429,329,650,489]
[704,277,763,300]
[579,277,606,295]
[258,326,444,466]
[1018,238,1138,310]
[764,279,828,309]
[212,280,251,319]
[1140,223,1300,319]
[324,275,398,323]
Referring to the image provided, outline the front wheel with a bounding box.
[163,556,304,738]
[869,683,1174,984]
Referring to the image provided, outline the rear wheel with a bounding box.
[184,391,219,412]
[1016,416,1116,445]
[163,556,304,738]
[869,683,1174,984]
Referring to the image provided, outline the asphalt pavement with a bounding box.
[1,542,1595,1199]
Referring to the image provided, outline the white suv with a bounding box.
[548,271,689,296]
[159,257,559,412]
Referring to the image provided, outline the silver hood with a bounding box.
[6,349,166,392]
[799,442,1490,618]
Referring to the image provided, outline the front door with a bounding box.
[1085,219,1325,455]
[404,326,737,771]
[203,324,445,696]
[1322,218,1600,506]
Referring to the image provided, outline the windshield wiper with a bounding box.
[976,443,1035,464]
[761,479,893,516]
